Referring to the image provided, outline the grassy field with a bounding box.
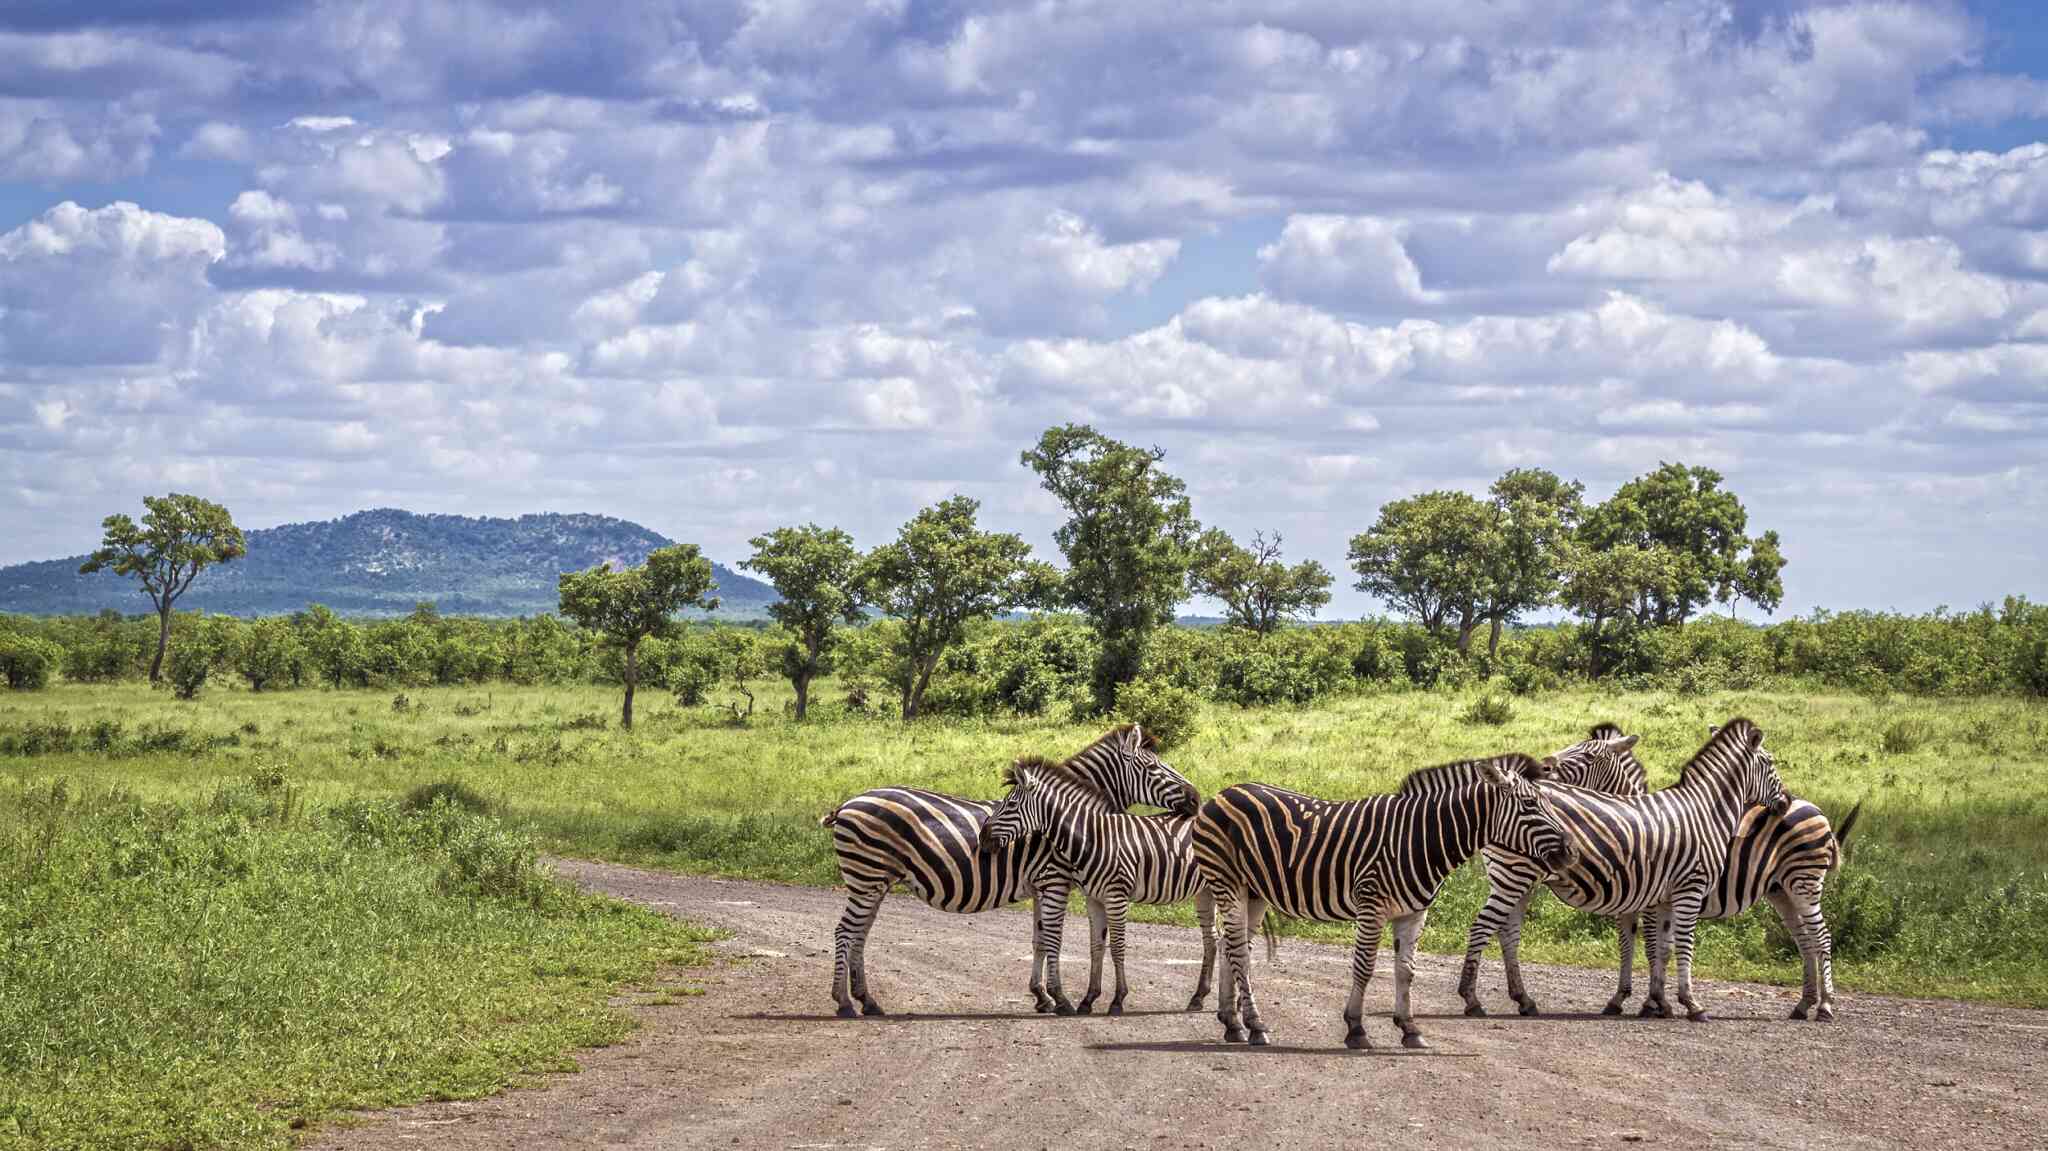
[0,759,720,1151]
[5,679,2047,1013]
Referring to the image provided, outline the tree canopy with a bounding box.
[742,524,865,719]
[557,544,718,728]
[1346,489,1494,651]
[1576,462,1785,626]
[79,493,246,683]
[1189,529,1332,637]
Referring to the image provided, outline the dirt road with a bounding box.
[315,860,2045,1150]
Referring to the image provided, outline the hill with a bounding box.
[0,509,776,618]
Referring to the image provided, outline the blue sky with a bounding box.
[3,1,2047,619]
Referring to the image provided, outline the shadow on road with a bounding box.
[738,1008,1195,1023]
[1086,1040,1477,1058]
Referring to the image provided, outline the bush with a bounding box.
[1460,693,1515,726]
[164,643,212,700]
[1880,719,1934,755]
[401,779,493,816]
[1111,677,1202,750]
[0,632,60,690]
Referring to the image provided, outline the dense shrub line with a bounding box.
[5,598,2046,723]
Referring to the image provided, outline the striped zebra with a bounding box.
[1437,719,1789,1023]
[1598,726,1862,1022]
[1191,754,1577,1049]
[818,724,1198,1019]
[979,757,1216,1016]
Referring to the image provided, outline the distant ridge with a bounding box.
[0,508,776,619]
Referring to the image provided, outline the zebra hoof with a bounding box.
[1032,995,1055,1014]
[1107,1000,1125,1017]
[1601,1002,1625,1016]
[1814,1005,1836,1023]
[1074,997,1096,1015]
[1185,994,1207,1012]
[1344,1028,1371,1051]
[1638,1002,1668,1019]
[1686,1009,1711,1023]
[835,1004,858,1019]
[1222,1025,1249,1044]
[1401,1032,1429,1050]
[1462,1003,1486,1017]
[1247,1029,1272,1047]
[1517,1000,1540,1017]
[861,1001,886,1017]
[1788,1004,1809,1020]
[1053,1001,1076,1017]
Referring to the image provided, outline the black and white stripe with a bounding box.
[819,724,1198,1018]
[1191,754,1578,1049]
[980,758,1216,1016]
[1441,719,1790,1022]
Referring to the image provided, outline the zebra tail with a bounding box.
[1828,799,1864,871]
[818,809,839,829]
[1261,909,1280,962]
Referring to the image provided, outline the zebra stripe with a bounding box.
[981,758,1216,1016]
[1439,719,1789,1023]
[819,723,1197,1018]
[1191,754,1577,1050]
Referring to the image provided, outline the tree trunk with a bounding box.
[904,654,939,721]
[1455,607,1476,655]
[794,667,811,720]
[149,604,172,684]
[1587,616,1604,678]
[1487,616,1503,657]
[622,640,638,730]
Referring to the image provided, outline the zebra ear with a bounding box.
[1611,733,1640,752]
[1479,760,1512,788]
[1531,756,1558,781]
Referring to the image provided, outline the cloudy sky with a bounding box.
[3,1,2046,617]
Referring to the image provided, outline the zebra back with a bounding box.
[990,758,1203,903]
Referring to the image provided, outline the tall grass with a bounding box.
[0,772,718,1151]
[5,679,2047,1005]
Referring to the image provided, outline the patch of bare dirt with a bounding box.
[309,860,2047,1150]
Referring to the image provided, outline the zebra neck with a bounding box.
[1672,773,1748,834]
[1403,789,1483,889]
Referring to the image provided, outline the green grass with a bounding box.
[5,679,2048,1008]
[0,771,720,1151]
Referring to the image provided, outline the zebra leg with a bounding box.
[1076,894,1109,1014]
[1499,888,1540,1016]
[1640,904,1674,1019]
[1188,886,1217,1011]
[1603,913,1639,1015]
[1766,889,1818,1020]
[1240,895,1272,1045]
[1211,884,1250,1043]
[835,883,890,1018]
[1456,869,1532,1016]
[1391,909,1431,1049]
[1669,887,1712,1022]
[1034,879,1077,1015]
[1342,909,1385,1050]
[1106,893,1130,1015]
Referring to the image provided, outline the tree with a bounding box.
[1021,424,1200,712]
[79,493,246,683]
[863,496,1047,720]
[301,605,368,688]
[238,616,304,692]
[1576,462,1785,626]
[1478,469,1584,656]
[1189,529,1332,637]
[557,545,719,729]
[1347,490,1495,653]
[742,525,865,720]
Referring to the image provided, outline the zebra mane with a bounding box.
[1396,754,1544,794]
[1676,717,1765,787]
[1109,722,1158,751]
[1001,753,1109,800]
[1589,722,1626,741]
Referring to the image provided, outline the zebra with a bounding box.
[1435,719,1789,1023]
[818,724,1198,1019]
[1598,726,1862,1022]
[979,757,1216,1016]
[1191,754,1578,1049]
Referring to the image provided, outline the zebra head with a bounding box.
[1070,723,1200,816]
[1705,719,1791,816]
[1479,757,1579,873]
[1544,727,1644,793]
[979,761,1054,854]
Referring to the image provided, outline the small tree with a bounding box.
[239,616,304,692]
[863,496,1048,720]
[741,525,865,720]
[558,545,719,729]
[1189,529,1332,637]
[1021,424,1200,713]
[79,494,246,683]
[1576,462,1785,625]
[1347,490,1495,652]
[1477,468,1584,656]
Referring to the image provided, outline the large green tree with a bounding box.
[1021,424,1200,712]
[1477,468,1584,656]
[79,493,246,684]
[557,545,718,729]
[742,524,865,720]
[1576,462,1785,626]
[1189,529,1333,637]
[863,496,1047,721]
[1347,490,1495,652]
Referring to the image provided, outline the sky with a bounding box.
[2,1,2046,620]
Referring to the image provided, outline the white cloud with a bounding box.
[1259,215,1440,309]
